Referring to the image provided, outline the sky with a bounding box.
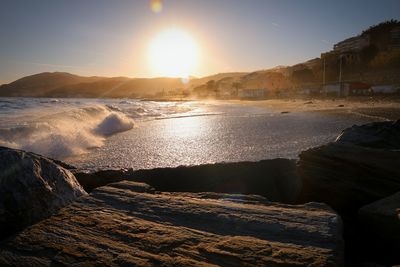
[0,0,399,83]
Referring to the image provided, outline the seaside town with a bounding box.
[170,20,400,100]
[1,21,399,100]
[1,1,400,266]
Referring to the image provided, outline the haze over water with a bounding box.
[0,98,376,170]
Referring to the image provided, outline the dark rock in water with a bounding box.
[73,168,132,193]
[74,159,302,204]
[297,121,400,266]
[0,146,87,239]
[48,158,76,170]
[297,143,400,214]
[0,181,344,266]
[335,120,400,149]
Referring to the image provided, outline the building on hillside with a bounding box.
[322,83,342,96]
[300,87,321,96]
[390,26,400,49]
[322,82,371,97]
[238,88,268,99]
[347,82,371,96]
[333,35,370,53]
[340,51,362,65]
[371,85,399,94]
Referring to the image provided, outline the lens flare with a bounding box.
[150,0,162,13]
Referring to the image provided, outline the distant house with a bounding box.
[301,88,320,96]
[238,88,268,99]
[371,85,399,94]
[322,83,342,97]
[390,26,400,49]
[322,82,371,97]
[348,82,371,96]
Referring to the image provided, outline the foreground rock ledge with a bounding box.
[0,146,87,239]
[0,181,343,267]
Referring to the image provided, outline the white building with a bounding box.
[371,85,399,94]
[333,35,370,53]
[322,83,352,97]
[238,89,268,99]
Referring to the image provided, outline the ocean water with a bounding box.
[0,97,376,170]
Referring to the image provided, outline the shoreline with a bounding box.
[224,98,400,121]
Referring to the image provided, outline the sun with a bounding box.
[148,29,199,78]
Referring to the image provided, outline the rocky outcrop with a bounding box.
[0,147,87,239]
[335,119,400,149]
[359,191,400,239]
[297,143,400,214]
[356,192,400,264]
[297,120,400,265]
[74,158,302,203]
[0,180,344,266]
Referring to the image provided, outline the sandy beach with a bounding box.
[230,97,400,121]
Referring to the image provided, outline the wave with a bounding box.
[0,105,135,159]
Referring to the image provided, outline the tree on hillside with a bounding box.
[362,19,400,37]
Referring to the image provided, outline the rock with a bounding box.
[109,181,155,193]
[0,181,344,266]
[297,121,400,266]
[171,191,270,205]
[72,168,131,193]
[0,146,87,239]
[358,191,400,239]
[297,143,400,214]
[357,192,400,264]
[335,120,400,149]
[74,159,302,204]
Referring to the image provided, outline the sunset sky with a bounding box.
[0,0,399,83]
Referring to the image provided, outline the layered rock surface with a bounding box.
[0,181,344,267]
[335,119,400,149]
[359,191,400,239]
[0,146,87,239]
[298,120,400,214]
[297,120,400,265]
[298,143,400,213]
[74,158,302,203]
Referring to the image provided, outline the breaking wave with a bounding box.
[0,105,135,159]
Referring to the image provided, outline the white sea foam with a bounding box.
[0,105,135,159]
[94,112,135,136]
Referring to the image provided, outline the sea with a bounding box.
[0,97,377,170]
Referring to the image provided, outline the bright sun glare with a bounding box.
[148,29,199,78]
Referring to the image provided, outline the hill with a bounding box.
[0,71,250,98]
[0,72,104,97]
